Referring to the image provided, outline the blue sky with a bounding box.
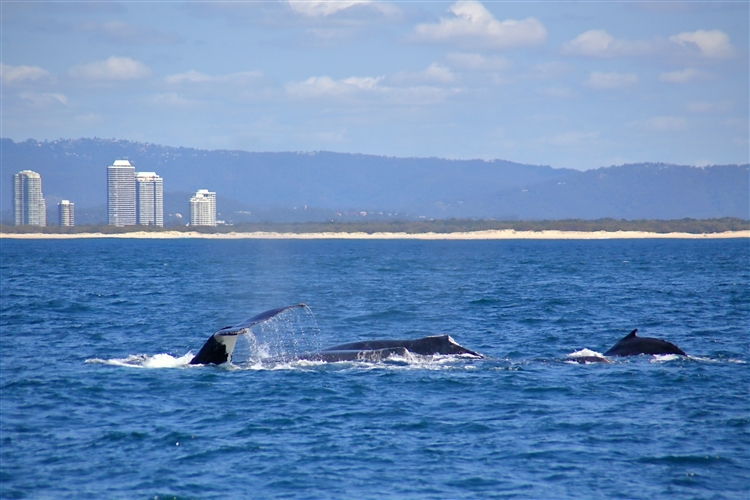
[3,1,748,169]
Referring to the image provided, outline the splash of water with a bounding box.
[231,304,322,364]
[86,353,194,369]
[566,348,605,358]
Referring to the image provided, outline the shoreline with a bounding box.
[2,229,748,240]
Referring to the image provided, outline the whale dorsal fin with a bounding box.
[625,329,638,339]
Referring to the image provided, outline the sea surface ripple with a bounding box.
[1,239,748,499]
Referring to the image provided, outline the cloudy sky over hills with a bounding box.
[4,1,748,169]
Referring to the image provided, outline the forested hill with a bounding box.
[2,138,747,222]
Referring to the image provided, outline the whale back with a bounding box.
[323,334,481,357]
[604,329,686,357]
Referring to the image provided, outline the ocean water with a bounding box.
[1,238,748,499]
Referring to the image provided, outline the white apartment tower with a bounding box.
[190,189,216,226]
[135,172,163,227]
[13,170,46,226]
[58,200,74,227]
[107,160,136,226]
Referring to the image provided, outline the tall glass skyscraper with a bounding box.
[107,160,136,226]
[13,170,46,226]
[135,172,164,227]
[190,189,216,226]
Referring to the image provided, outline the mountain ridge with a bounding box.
[2,138,747,222]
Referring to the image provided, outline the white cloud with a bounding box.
[565,28,734,60]
[287,0,363,17]
[343,76,383,90]
[414,1,546,49]
[392,63,457,84]
[164,70,213,84]
[19,91,68,106]
[164,70,264,85]
[564,30,652,58]
[645,116,687,130]
[1,63,50,84]
[658,67,705,83]
[585,71,638,89]
[285,74,459,104]
[68,56,151,81]
[286,0,390,17]
[151,92,200,107]
[687,100,733,114]
[669,29,733,58]
[286,75,384,98]
[445,52,509,71]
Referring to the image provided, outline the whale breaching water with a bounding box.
[189,304,482,365]
[603,329,686,357]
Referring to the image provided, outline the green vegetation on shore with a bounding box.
[2,218,748,235]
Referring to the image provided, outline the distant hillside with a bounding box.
[1,138,747,223]
[467,163,749,220]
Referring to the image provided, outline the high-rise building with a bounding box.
[58,200,74,227]
[135,172,163,227]
[107,160,136,226]
[190,189,216,226]
[13,170,46,226]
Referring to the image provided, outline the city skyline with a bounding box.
[10,159,221,227]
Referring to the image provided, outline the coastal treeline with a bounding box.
[2,218,748,235]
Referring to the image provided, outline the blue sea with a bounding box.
[1,238,748,499]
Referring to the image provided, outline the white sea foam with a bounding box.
[85,352,194,368]
[566,348,605,358]
[684,355,746,364]
[233,351,476,371]
[650,354,683,363]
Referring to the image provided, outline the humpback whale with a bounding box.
[188,305,684,366]
[303,335,482,362]
[189,304,481,365]
[603,329,686,357]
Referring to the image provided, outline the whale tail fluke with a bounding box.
[189,303,306,365]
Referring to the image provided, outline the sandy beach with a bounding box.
[2,230,748,240]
